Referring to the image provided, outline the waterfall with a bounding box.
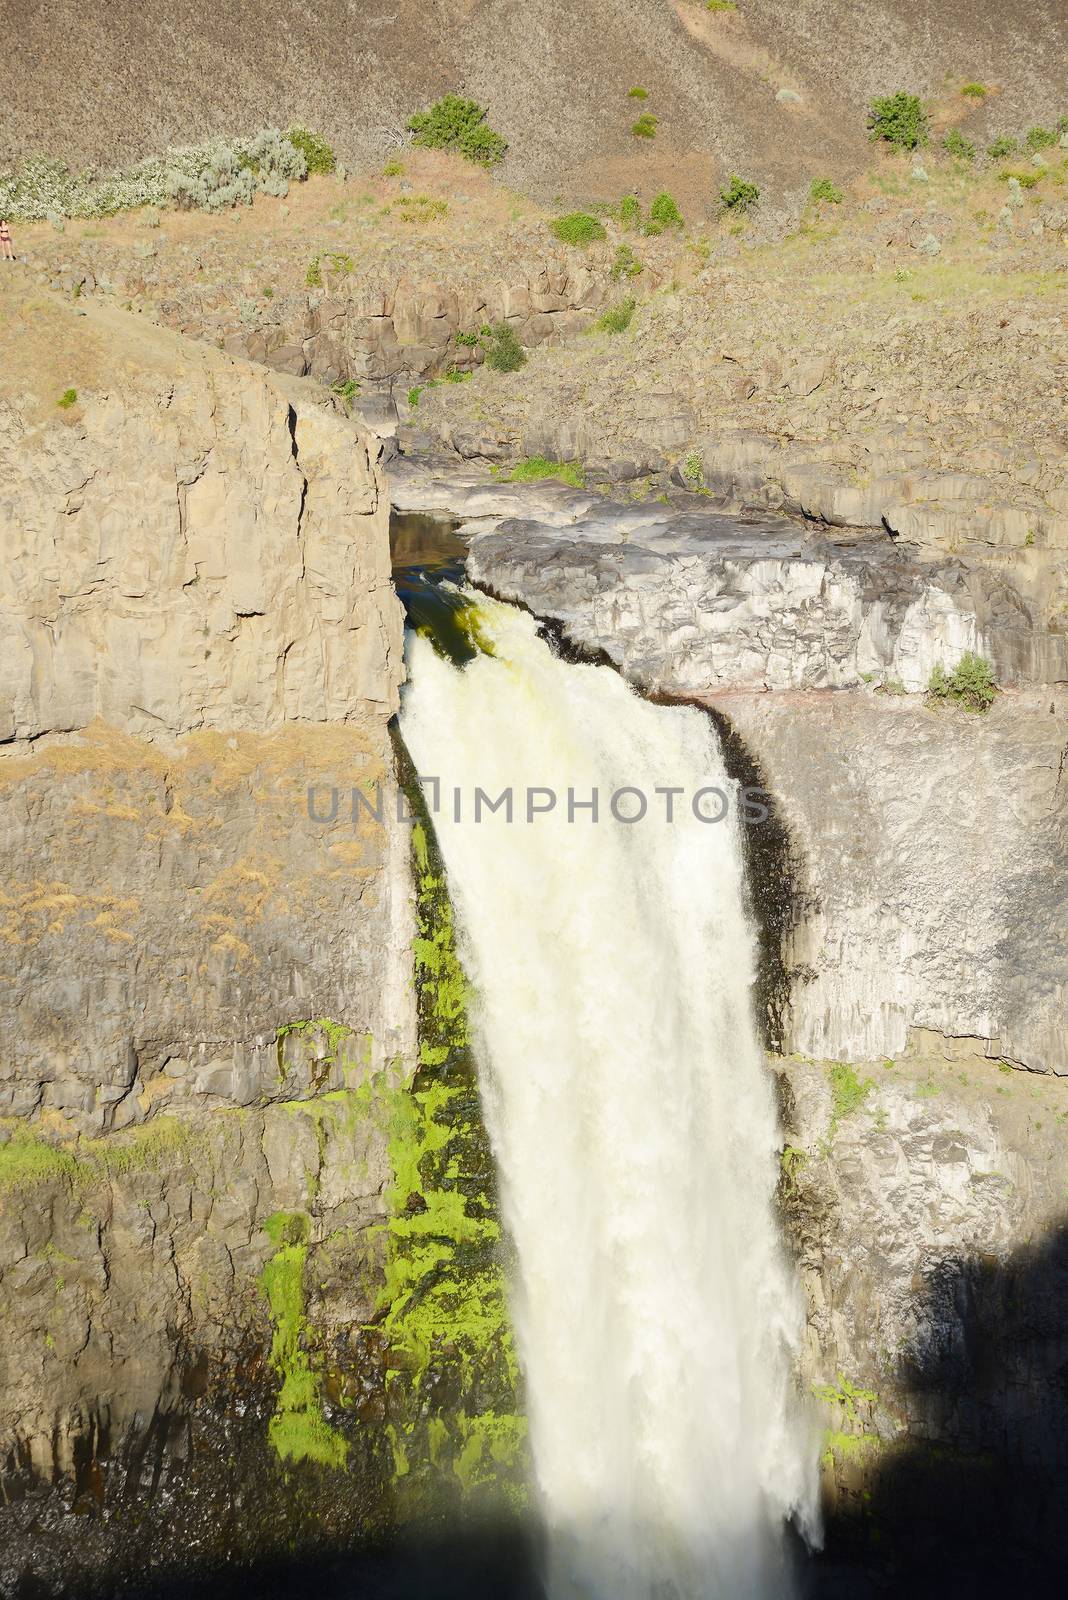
[399,592,820,1599]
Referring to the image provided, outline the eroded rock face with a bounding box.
[0,291,415,1535]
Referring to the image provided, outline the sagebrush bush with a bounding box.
[481,321,527,373]
[595,297,636,334]
[550,211,607,245]
[286,128,336,175]
[942,129,976,161]
[927,652,997,712]
[809,177,843,204]
[719,175,759,211]
[867,92,929,151]
[0,129,307,221]
[407,95,507,165]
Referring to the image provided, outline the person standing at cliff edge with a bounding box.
[0,220,14,260]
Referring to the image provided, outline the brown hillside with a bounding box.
[5,0,1065,209]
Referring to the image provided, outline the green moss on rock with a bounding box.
[260,1209,350,1469]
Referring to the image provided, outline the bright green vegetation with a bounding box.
[815,1374,881,1465]
[628,86,649,100]
[961,82,987,99]
[809,177,843,204]
[407,385,424,407]
[260,1210,349,1469]
[646,190,683,232]
[705,1,737,11]
[998,168,1042,188]
[987,135,1019,160]
[595,296,636,333]
[632,113,658,139]
[481,320,527,373]
[383,159,405,177]
[719,175,760,211]
[508,456,585,487]
[374,783,527,1511]
[1025,125,1058,151]
[867,92,929,151]
[407,95,507,166]
[619,194,642,230]
[779,1144,808,1198]
[681,449,703,487]
[0,1116,196,1193]
[611,242,643,280]
[942,129,976,161]
[306,249,354,287]
[828,1063,874,1136]
[331,378,360,412]
[57,388,78,409]
[286,127,336,175]
[927,652,997,712]
[550,211,607,246]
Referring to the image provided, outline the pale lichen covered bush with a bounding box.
[0,128,311,221]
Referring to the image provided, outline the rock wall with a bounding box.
[0,286,417,1552]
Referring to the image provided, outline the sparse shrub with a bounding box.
[647,190,683,232]
[331,378,360,412]
[392,194,448,224]
[610,242,643,279]
[987,135,1019,160]
[0,130,308,221]
[481,320,527,373]
[407,95,507,165]
[550,211,607,245]
[632,113,658,139]
[628,87,648,100]
[682,449,703,487]
[867,92,929,151]
[619,193,642,229]
[810,177,843,204]
[508,457,585,487]
[1025,125,1058,151]
[286,128,336,175]
[407,386,423,407]
[305,256,322,287]
[828,1063,873,1133]
[961,82,987,99]
[595,297,636,333]
[57,388,77,409]
[383,159,405,177]
[942,129,976,161]
[454,329,481,347]
[927,652,997,712]
[719,175,759,211]
[999,168,1041,188]
[705,1,737,11]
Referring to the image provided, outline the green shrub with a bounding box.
[719,175,759,211]
[628,86,648,99]
[509,457,585,487]
[454,329,481,347]
[331,378,360,412]
[286,128,336,175]
[383,159,405,177]
[867,92,929,151]
[809,177,843,204]
[705,1,737,11]
[610,242,643,280]
[829,1063,873,1133]
[481,320,527,373]
[550,211,607,245]
[632,113,658,139]
[392,194,448,223]
[998,168,1041,188]
[57,388,78,409]
[619,193,642,229]
[927,652,997,712]
[942,129,976,161]
[407,95,507,165]
[407,386,423,408]
[595,297,636,333]
[987,135,1019,160]
[961,82,987,99]
[305,256,322,287]
[1025,125,1058,151]
[646,190,683,232]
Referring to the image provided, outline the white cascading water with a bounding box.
[400,593,820,1599]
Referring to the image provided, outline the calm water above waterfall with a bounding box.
[399,586,821,1598]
